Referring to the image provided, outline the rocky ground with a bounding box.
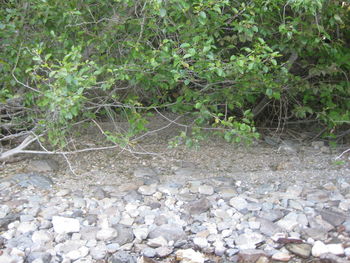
[0,121,350,263]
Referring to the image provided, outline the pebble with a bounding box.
[0,164,350,263]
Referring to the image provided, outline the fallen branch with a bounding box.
[0,135,38,161]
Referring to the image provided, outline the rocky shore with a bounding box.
[1,156,350,263]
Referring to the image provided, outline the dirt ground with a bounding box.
[1,114,349,193]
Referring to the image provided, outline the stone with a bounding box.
[312,241,328,257]
[175,248,206,263]
[257,218,281,236]
[142,247,156,258]
[318,209,346,226]
[27,159,59,173]
[285,243,312,258]
[326,244,344,256]
[229,196,248,211]
[147,236,168,248]
[193,237,208,249]
[302,227,328,240]
[108,250,136,263]
[32,230,52,244]
[27,252,52,263]
[96,227,118,241]
[276,212,299,231]
[175,168,200,177]
[155,246,173,257]
[258,209,284,222]
[186,198,211,215]
[237,249,268,263]
[0,205,10,218]
[90,243,107,260]
[138,185,157,196]
[198,185,214,195]
[246,202,262,211]
[133,227,149,240]
[134,167,157,178]
[235,232,264,250]
[52,216,80,234]
[17,221,38,233]
[113,225,134,245]
[10,173,53,189]
[271,251,292,261]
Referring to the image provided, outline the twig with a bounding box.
[335,148,350,160]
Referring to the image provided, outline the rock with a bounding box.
[134,167,157,178]
[147,236,168,248]
[10,173,53,189]
[52,216,80,234]
[186,198,211,215]
[0,205,10,218]
[113,225,134,245]
[237,249,268,263]
[27,252,52,263]
[302,227,328,240]
[258,209,284,222]
[175,248,206,263]
[138,185,157,196]
[271,251,292,261]
[198,185,214,195]
[175,168,201,177]
[285,243,312,258]
[276,212,299,231]
[326,244,344,256]
[229,196,248,211]
[90,243,107,260]
[318,209,346,226]
[137,256,157,263]
[319,253,349,263]
[17,221,38,233]
[155,246,173,257]
[133,227,149,240]
[96,227,118,241]
[32,230,53,244]
[108,250,136,263]
[312,240,328,257]
[246,202,262,211]
[27,159,59,173]
[193,237,209,249]
[142,247,156,258]
[235,232,264,250]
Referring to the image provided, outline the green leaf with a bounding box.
[159,8,167,17]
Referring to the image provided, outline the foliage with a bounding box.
[0,0,349,148]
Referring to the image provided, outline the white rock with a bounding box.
[0,205,10,218]
[90,243,107,260]
[52,216,80,234]
[272,251,291,261]
[229,197,248,210]
[66,246,89,261]
[133,227,149,240]
[17,221,38,233]
[176,249,206,263]
[32,230,53,244]
[138,185,157,196]
[344,247,350,257]
[235,232,264,250]
[193,237,208,249]
[96,227,118,241]
[198,185,214,195]
[312,241,328,257]
[326,243,344,255]
[147,236,168,248]
[248,221,261,230]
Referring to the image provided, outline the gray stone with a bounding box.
[108,251,136,263]
[26,252,52,263]
[246,202,262,211]
[318,208,346,226]
[257,209,284,222]
[142,247,156,258]
[0,205,10,218]
[186,198,211,215]
[123,190,142,202]
[10,173,53,189]
[7,234,33,250]
[148,223,186,242]
[27,159,59,173]
[235,232,264,250]
[237,249,268,263]
[175,168,201,177]
[0,213,20,231]
[285,243,312,258]
[113,225,134,245]
[90,243,107,260]
[134,167,157,178]
[229,196,248,211]
[302,227,328,240]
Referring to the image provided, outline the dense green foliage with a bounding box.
[1,0,349,148]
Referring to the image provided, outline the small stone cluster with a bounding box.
[0,164,350,263]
